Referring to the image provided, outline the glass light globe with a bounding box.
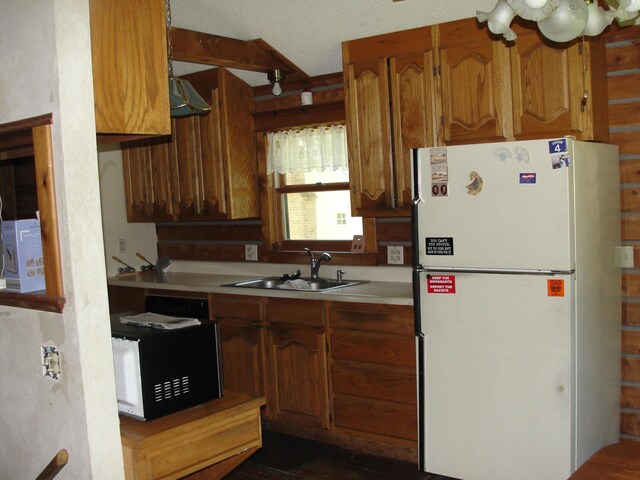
[524,0,548,8]
[582,2,614,37]
[477,0,517,41]
[537,0,588,43]
[619,0,640,13]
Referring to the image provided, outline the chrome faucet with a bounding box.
[304,248,332,280]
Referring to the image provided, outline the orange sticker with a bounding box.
[547,279,565,297]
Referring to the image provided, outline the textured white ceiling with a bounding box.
[170,0,497,86]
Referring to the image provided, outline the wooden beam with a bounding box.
[170,27,308,78]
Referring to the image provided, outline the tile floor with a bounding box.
[225,430,450,480]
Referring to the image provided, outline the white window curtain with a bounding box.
[267,124,348,175]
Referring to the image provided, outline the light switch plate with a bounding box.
[245,244,258,262]
[387,245,404,265]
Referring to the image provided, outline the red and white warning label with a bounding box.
[427,275,456,294]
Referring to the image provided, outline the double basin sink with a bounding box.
[224,276,367,292]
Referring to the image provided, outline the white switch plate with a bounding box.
[617,245,634,268]
[245,244,258,262]
[387,245,404,265]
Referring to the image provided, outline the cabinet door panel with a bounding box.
[333,395,417,441]
[170,116,203,219]
[511,35,590,140]
[391,51,436,209]
[267,298,325,327]
[90,0,170,135]
[332,361,416,404]
[198,88,228,218]
[439,39,511,145]
[122,138,173,222]
[345,58,395,215]
[219,323,266,399]
[331,331,415,368]
[269,327,330,428]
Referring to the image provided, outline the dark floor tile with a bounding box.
[225,429,444,480]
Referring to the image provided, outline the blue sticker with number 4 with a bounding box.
[549,139,567,154]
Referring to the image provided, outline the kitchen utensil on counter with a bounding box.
[155,255,172,273]
[113,255,136,274]
[137,252,156,271]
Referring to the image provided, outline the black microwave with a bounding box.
[110,296,223,421]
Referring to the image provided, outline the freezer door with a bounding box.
[418,271,574,480]
[414,139,575,271]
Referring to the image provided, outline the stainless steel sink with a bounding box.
[223,276,367,292]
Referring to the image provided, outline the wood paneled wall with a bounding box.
[610,25,640,441]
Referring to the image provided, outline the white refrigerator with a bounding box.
[411,138,621,480]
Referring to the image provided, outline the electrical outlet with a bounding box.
[617,246,634,268]
[245,244,258,262]
[387,245,404,265]
[118,237,127,254]
[41,345,61,381]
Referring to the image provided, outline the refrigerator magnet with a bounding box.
[427,275,456,294]
[551,154,571,169]
[466,171,483,195]
[519,173,536,184]
[547,279,565,297]
[430,147,449,197]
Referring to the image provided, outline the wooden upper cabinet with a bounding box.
[436,20,513,145]
[89,0,170,135]
[174,67,259,221]
[170,116,203,220]
[344,57,394,215]
[122,137,174,222]
[391,51,436,208]
[510,28,608,141]
[121,68,259,222]
[342,26,435,217]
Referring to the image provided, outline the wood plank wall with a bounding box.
[610,25,640,441]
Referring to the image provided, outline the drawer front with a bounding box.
[333,395,417,441]
[331,331,415,368]
[210,294,264,322]
[143,408,262,478]
[267,298,325,327]
[330,302,413,334]
[332,361,416,404]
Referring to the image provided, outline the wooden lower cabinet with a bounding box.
[111,288,416,462]
[268,326,330,429]
[329,301,417,458]
[209,294,270,417]
[218,323,266,400]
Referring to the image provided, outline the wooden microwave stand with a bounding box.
[119,391,265,479]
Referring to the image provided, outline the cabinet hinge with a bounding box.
[432,65,441,76]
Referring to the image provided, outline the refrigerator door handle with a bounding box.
[421,266,575,276]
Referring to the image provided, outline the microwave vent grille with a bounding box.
[154,376,190,403]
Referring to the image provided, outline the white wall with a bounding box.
[98,147,158,277]
[0,1,123,478]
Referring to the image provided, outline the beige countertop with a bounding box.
[107,271,413,306]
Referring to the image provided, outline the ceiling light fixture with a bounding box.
[268,69,286,96]
[477,0,640,43]
[166,0,211,117]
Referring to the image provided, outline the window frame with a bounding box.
[275,176,355,251]
[257,130,376,264]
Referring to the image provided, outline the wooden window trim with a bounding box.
[257,132,377,266]
[0,114,65,313]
